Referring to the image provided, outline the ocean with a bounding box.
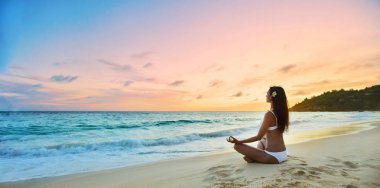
[0,111,379,182]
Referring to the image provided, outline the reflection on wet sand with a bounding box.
[285,122,376,144]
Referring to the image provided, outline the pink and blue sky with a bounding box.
[0,0,379,111]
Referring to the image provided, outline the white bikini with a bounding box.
[264,110,288,163]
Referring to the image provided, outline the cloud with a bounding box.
[130,51,155,59]
[124,81,134,86]
[336,62,377,73]
[9,65,27,70]
[209,80,223,87]
[50,75,78,83]
[251,64,260,68]
[52,61,67,66]
[143,78,156,82]
[294,80,331,88]
[0,79,99,110]
[0,80,58,110]
[278,64,296,73]
[240,78,260,86]
[0,92,25,97]
[143,62,153,68]
[0,81,44,97]
[231,91,243,97]
[202,64,224,73]
[283,44,288,51]
[196,95,203,99]
[98,59,133,72]
[169,80,185,87]
[291,90,310,96]
[188,64,224,74]
[216,66,224,71]
[290,79,374,100]
[5,73,45,82]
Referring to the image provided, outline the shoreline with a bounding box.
[1,121,379,187]
[0,121,375,183]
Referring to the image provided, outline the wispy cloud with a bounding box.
[294,80,331,88]
[251,64,260,68]
[240,78,260,86]
[9,65,27,70]
[124,81,134,86]
[143,62,153,68]
[50,75,78,83]
[0,80,60,110]
[0,80,109,110]
[209,80,223,87]
[336,62,377,73]
[231,91,243,97]
[202,64,224,73]
[98,59,133,72]
[278,64,296,73]
[130,51,155,59]
[188,63,224,74]
[290,79,374,100]
[143,78,156,82]
[0,81,43,97]
[196,95,203,99]
[169,80,185,87]
[5,73,45,82]
[291,90,311,96]
[52,61,67,66]
[0,92,25,97]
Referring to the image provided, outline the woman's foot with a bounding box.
[243,156,255,163]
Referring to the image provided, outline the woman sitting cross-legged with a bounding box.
[227,86,289,164]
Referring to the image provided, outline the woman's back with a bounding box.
[265,111,286,152]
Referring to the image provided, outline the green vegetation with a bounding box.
[290,85,380,111]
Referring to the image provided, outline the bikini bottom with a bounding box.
[265,150,288,163]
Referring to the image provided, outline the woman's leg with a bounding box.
[243,156,255,163]
[243,139,265,163]
[234,143,278,164]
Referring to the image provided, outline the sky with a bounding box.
[0,0,379,111]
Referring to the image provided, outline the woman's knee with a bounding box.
[233,143,243,151]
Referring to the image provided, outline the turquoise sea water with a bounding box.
[0,111,379,182]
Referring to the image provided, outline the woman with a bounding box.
[227,86,289,164]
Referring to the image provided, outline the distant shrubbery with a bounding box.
[290,85,380,111]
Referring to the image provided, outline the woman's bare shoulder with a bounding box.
[263,111,276,121]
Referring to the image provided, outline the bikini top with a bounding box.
[267,110,278,131]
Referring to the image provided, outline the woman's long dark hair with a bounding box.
[269,86,289,133]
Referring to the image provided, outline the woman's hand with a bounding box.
[226,136,240,144]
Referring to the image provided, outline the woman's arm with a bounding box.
[234,112,273,144]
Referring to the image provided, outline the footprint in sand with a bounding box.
[328,157,359,170]
[343,161,358,169]
[282,167,321,181]
[257,156,365,187]
[287,155,308,166]
[203,164,250,188]
[207,165,233,178]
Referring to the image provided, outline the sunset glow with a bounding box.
[1,0,379,111]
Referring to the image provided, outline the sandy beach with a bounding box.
[2,121,379,188]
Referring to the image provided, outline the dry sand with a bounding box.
[2,122,379,188]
